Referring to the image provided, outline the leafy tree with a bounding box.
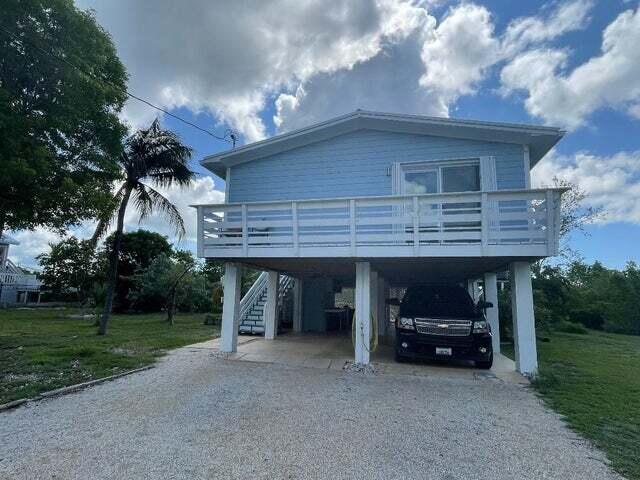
[549,177,604,262]
[92,120,193,335]
[37,237,97,309]
[520,259,640,336]
[100,230,173,312]
[129,252,213,321]
[0,0,128,238]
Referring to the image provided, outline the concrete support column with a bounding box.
[292,278,303,333]
[483,272,501,354]
[220,262,242,353]
[264,271,280,340]
[510,262,538,376]
[354,262,372,364]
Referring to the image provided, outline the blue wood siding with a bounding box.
[228,130,525,202]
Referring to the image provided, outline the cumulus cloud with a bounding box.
[274,2,501,132]
[419,3,499,114]
[532,150,640,224]
[500,5,640,129]
[501,0,593,58]
[273,28,445,131]
[273,0,597,132]
[77,0,430,142]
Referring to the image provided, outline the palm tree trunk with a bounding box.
[167,288,177,326]
[98,186,132,335]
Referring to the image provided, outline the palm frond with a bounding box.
[123,118,194,188]
[132,182,154,222]
[90,185,126,247]
[134,183,186,239]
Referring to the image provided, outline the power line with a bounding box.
[0,25,236,146]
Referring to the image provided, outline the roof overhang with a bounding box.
[0,234,19,245]
[202,110,565,178]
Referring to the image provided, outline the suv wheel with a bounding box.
[394,350,407,363]
[476,353,493,370]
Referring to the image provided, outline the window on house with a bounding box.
[441,164,480,192]
[401,161,481,194]
[404,170,438,194]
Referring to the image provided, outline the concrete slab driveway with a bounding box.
[0,340,622,480]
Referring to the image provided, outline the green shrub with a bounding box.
[570,307,605,330]
[554,320,588,334]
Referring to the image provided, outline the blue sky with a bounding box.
[11,0,640,269]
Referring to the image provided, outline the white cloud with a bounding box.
[77,0,431,142]
[500,5,640,129]
[274,0,597,131]
[501,0,593,58]
[8,229,63,269]
[273,27,446,132]
[419,3,500,114]
[533,150,640,224]
[273,2,500,132]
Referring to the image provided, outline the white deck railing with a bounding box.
[0,271,41,287]
[194,188,564,259]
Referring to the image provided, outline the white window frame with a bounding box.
[393,157,495,195]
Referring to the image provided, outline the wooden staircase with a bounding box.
[238,273,294,334]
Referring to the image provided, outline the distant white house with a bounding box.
[194,111,566,375]
[0,234,41,305]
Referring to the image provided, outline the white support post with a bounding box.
[264,271,280,340]
[354,262,372,364]
[241,204,248,256]
[292,278,303,333]
[510,262,538,376]
[220,262,242,353]
[484,272,501,354]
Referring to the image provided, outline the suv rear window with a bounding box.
[402,285,476,317]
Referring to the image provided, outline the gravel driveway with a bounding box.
[0,344,623,480]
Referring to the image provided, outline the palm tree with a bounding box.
[93,119,193,335]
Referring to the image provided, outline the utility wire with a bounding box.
[0,25,236,146]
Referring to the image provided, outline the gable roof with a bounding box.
[202,110,565,177]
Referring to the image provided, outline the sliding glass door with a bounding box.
[399,161,482,243]
[401,162,480,194]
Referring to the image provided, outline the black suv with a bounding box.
[389,284,493,369]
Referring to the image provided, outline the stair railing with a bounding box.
[239,271,269,320]
[239,272,294,322]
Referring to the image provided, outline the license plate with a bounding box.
[435,347,452,356]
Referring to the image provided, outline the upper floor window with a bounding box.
[401,161,481,195]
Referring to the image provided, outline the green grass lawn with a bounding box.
[503,330,640,479]
[0,308,219,404]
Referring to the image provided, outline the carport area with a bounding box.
[221,255,540,375]
[214,333,525,383]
